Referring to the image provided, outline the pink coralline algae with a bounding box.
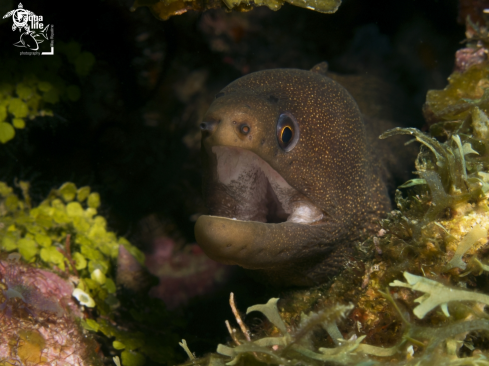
[0,258,102,366]
[455,47,487,72]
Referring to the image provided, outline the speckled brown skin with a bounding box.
[195,65,413,287]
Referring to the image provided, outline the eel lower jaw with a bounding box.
[197,145,328,268]
[194,212,326,270]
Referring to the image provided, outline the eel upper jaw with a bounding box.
[195,145,326,269]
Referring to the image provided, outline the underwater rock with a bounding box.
[0,256,102,366]
[131,0,340,21]
[0,258,80,317]
[117,244,158,295]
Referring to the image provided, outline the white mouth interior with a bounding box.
[212,146,323,224]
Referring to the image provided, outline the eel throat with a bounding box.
[206,146,324,225]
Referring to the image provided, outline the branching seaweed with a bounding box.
[390,272,489,319]
[215,295,416,365]
[379,105,489,243]
[211,289,489,366]
[445,225,488,271]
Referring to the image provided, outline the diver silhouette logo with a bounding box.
[3,3,53,54]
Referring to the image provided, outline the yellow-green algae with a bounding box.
[15,329,46,364]
[0,182,181,366]
[178,49,489,366]
[423,18,489,125]
[424,63,489,122]
[0,41,95,144]
[131,0,340,22]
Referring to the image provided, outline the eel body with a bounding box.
[195,63,414,287]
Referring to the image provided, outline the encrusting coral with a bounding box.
[177,17,489,366]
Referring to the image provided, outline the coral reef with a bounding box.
[179,25,489,366]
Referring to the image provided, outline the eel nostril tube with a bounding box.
[200,121,218,133]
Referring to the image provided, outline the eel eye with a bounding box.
[240,124,250,135]
[276,112,299,152]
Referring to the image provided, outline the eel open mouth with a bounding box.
[195,146,329,271]
[205,146,324,225]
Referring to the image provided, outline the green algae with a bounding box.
[15,329,46,364]
[0,181,140,297]
[209,288,489,365]
[391,271,489,319]
[203,277,489,365]
[424,18,489,127]
[444,225,487,271]
[0,182,182,366]
[424,63,489,122]
[0,41,95,144]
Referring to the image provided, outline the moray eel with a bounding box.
[195,63,414,287]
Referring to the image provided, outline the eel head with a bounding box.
[195,68,384,287]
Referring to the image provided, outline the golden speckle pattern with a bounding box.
[195,68,399,287]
